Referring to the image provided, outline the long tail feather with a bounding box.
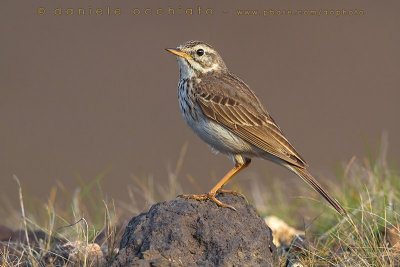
[285,165,347,216]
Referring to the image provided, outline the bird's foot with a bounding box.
[216,189,248,202]
[178,193,236,211]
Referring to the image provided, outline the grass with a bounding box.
[1,137,399,266]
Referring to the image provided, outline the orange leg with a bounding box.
[179,159,251,210]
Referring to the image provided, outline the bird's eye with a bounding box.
[196,49,204,56]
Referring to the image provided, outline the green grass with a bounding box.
[1,139,399,266]
[252,135,400,266]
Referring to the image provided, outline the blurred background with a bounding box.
[1,0,399,210]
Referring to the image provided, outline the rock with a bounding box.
[111,194,276,267]
[0,226,13,241]
[0,228,49,246]
[264,216,304,247]
[284,235,308,267]
[42,241,106,266]
[385,223,400,248]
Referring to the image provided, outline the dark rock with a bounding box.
[0,226,13,241]
[9,229,48,245]
[111,194,276,267]
[284,235,308,267]
[0,227,48,246]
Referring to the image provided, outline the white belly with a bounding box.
[189,117,256,155]
[178,79,257,157]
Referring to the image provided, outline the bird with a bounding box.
[166,40,347,216]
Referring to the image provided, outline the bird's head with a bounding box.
[166,41,227,79]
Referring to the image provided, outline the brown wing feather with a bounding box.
[196,73,308,168]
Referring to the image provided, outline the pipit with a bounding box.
[166,40,347,216]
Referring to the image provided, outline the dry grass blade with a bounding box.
[13,175,37,267]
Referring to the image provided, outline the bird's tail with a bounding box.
[285,164,347,216]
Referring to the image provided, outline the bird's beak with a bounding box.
[165,48,192,60]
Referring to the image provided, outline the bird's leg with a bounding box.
[211,159,251,192]
[179,159,251,210]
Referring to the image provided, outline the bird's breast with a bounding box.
[177,79,256,156]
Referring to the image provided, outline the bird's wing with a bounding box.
[195,74,308,168]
